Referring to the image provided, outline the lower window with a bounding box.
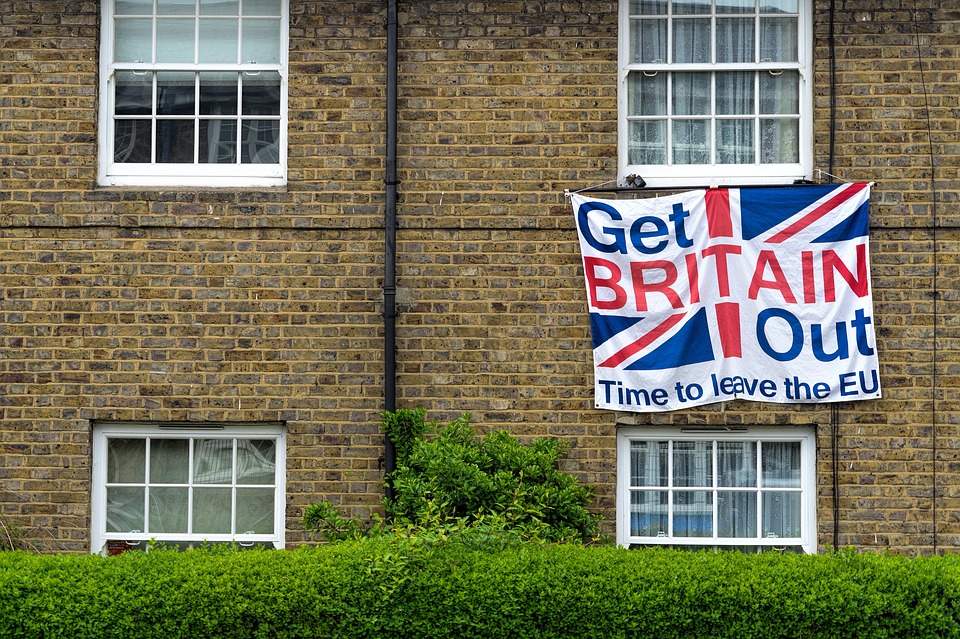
[617,427,815,553]
[91,422,286,554]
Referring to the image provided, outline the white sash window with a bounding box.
[99,0,288,187]
[619,0,812,187]
[617,427,816,553]
[91,422,286,554]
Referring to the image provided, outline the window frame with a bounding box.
[97,0,289,188]
[616,427,816,553]
[617,0,813,188]
[90,422,287,555]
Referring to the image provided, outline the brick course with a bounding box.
[0,0,958,553]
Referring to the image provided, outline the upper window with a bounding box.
[98,0,288,187]
[617,427,816,553]
[90,422,286,554]
[619,0,811,187]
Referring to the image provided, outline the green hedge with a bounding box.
[2,542,959,638]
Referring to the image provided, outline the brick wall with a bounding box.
[0,0,958,553]
[809,1,959,552]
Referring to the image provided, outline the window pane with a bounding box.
[242,19,282,64]
[244,0,282,16]
[672,120,709,164]
[157,72,196,115]
[760,118,799,163]
[631,491,668,536]
[631,441,668,487]
[760,70,799,114]
[760,17,798,62]
[114,18,152,63]
[716,18,754,63]
[150,439,189,483]
[761,441,801,487]
[199,18,239,63]
[156,120,196,162]
[673,73,710,116]
[716,71,754,115]
[630,18,667,64]
[762,491,801,537]
[200,0,239,15]
[194,487,233,533]
[673,491,712,537]
[673,19,710,63]
[628,72,666,116]
[717,442,756,487]
[242,72,281,115]
[717,119,754,164]
[240,120,280,163]
[673,441,712,487]
[717,0,754,13]
[630,0,667,14]
[107,438,146,483]
[159,0,197,15]
[237,440,276,485]
[116,0,152,15]
[114,119,152,162]
[199,120,238,163]
[762,0,798,13]
[116,72,153,116]
[149,487,189,533]
[200,72,238,115]
[194,439,234,483]
[236,487,275,533]
[628,120,666,164]
[674,0,710,14]
[157,18,195,63]
[106,486,144,532]
[718,491,757,537]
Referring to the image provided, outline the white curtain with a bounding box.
[761,441,802,538]
[630,441,668,536]
[672,441,713,537]
[717,442,757,537]
[759,16,800,163]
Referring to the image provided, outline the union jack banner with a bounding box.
[572,183,881,412]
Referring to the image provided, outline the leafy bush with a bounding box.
[304,409,600,544]
[386,413,599,542]
[301,501,364,543]
[381,406,432,466]
[2,544,960,639]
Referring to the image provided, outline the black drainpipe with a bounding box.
[383,0,399,500]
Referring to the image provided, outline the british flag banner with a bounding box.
[572,183,881,412]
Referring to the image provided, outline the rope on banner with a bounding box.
[564,178,620,197]
[816,168,853,183]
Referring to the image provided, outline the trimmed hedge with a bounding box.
[2,542,960,638]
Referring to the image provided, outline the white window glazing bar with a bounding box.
[231,438,239,535]
[755,439,763,541]
[186,438,195,536]
[711,440,718,541]
[143,438,152,535]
